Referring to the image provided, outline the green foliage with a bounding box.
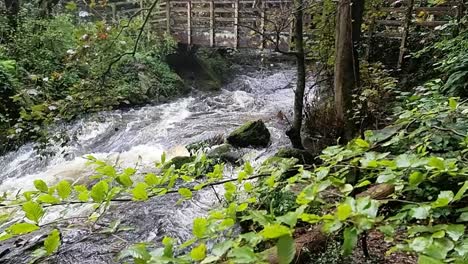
[351,62,397,130]
[0,11,182,152]
[44,229,61,255]
[415,21,468,97]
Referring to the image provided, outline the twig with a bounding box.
[101,0,160,79]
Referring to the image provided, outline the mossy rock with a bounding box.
[186,134,224,153]
[163,156,195,170]
[207,144,243,164]
[274,147,316,164]
[227,120,271,148]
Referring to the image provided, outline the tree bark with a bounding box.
[351,0,365,86]
[333,0,364,142]
[287,0,306,149]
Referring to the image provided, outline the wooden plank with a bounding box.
[210,0,215,47]
[260,1,265,49]
[188,1,192,45]
[398,0,415,69]
[234,0,239,49]
[166,0,171,33]
[376,19,448,27]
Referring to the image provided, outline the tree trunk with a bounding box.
[4,0,20,29]
[351,0,365,86]
[287,0,306,149]
[333,0,364,141]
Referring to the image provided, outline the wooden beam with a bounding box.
[260,1,266,49]
[187,0,192,45]
[365,15,376,60]
[234,0,239,49]
[397,0,415,69]
[166,0,171,33]
[210,0,215,47]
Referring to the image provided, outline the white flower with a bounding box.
[66,49,76,55]
[43,77,49,82]
[79,11,90,17]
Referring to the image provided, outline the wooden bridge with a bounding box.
[90,0,464,65]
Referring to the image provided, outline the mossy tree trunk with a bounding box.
[287,0,306,149]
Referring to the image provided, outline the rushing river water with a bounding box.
[0,63,296,263]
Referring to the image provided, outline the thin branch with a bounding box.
[101,0,160,79]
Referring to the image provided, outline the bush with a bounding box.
[0,11,183,152]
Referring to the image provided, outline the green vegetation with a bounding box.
[0,8,183,152]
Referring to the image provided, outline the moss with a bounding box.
[207,144,242,164]
[227,120,271,148]
[163,156,196,170]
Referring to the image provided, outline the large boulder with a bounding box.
[227,120,271,148]
[207,144,243,164]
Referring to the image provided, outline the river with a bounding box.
[0,63,296,263]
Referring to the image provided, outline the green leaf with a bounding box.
[428,157,445,171]
[118,243,151,261]
[277,235,295,264]
[454,181,468,202]
[201,256,221,264]
[212,240,234,257]
[74,186,89,202]
[117,174,133,187]
[336,204,353,221]
[162,236,173,258]
[132,183,149,201]
[355,138,370,148]
[22,201,44,223]
[178,188,193,199]
[410,205,431,220]
[34,180,48,192]
[90,181,108,203]
[244,162,254,175]
[37,194,60,204]
[96,165,116,177]
[44,229,61,255]
[446,225,465,241]
[260,224,292,239]
[376,173,396,183]
[144,173,159,186]
[56,180,72,199]
[409,171,425,186]
[342,228,358,256]
[457,212,468,222]
[431,191,454,208]
[410,237,432,252]
[244,182,253,192]
[190,243,207,261]
[193,218,208,238]
[228,246,257,263]
[418,255,443,264]
[449,97,458,110]
[0,233,12,241]
[424,238,454,260]
[7,222,39,235]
